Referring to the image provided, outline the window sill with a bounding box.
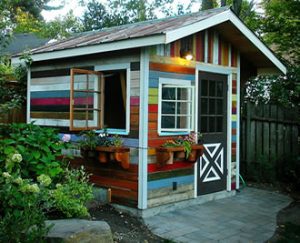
[158,131,190,136]
[95,129,129,135]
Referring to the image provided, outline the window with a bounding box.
[158,78,194,134]
[70,69,104,131]
[70,64,130,133]
[199,79,225,133]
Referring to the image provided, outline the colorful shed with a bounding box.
[12,7,286,211]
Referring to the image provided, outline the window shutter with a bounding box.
[70,68,104,131]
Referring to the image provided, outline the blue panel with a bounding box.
[148,175,194,190]
[149,71,195,82]
[31,90,87,98]
[232,121,237,129]
[232,135,237,142]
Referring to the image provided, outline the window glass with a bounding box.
[159,81,193,133]
[201,79,208,96]
[209,80,216,96]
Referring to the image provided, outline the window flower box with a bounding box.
[96,146,130,169]
[156,132,204,167]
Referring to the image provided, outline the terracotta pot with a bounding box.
[98,151,108,163]
[174,151,185,159]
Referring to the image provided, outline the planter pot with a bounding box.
[187,144,204,163]
[156,146,184,166]
[95,146,130,169]
[174,151,186,159]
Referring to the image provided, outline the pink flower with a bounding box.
[62,134,71,142]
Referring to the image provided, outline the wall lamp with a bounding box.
[180,48,193,61]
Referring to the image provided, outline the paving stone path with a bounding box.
[144,188,291,243]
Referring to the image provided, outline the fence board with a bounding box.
[241,102,299,175]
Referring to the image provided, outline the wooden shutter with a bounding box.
[70,68,104,131]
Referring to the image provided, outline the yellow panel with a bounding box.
[149,88,158,96]
[231,114,237,121]
[232,94,237,101]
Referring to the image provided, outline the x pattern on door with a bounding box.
[199,143,224,183]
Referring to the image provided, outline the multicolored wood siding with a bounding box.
[147,28,239,207]
[30,56,141,208]
[147,62,196,207]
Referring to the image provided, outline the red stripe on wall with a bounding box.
[148,161,194,173]
[232,107,237,114]
[31,97,93,106]
[149,104,158,113]
[130,97,140,106]
[170,42,175,57]
[218,37,222,65]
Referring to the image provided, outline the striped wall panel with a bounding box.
[167,29,237,67]
[231,77,237,186]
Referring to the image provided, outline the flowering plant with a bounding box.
[162,132,203,158]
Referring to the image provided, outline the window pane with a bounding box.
[216,117,223,132]
[177,88,189,100]
[201,79,208,96]
[201,98,208,114]
[216,99,223,115]
[200,116,208,133]
[209,80,216,96]
[177,116,189,129]
[176,102,190,115]
[162,102,175,114]
[161,116,175,128]
[216,81,223,97]
[162,87,176,100]
[209,117,215,132]
[209,99,216,115]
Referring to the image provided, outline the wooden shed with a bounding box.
[12,6,286,211]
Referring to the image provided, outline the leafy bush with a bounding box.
[0,123,69,178]
[51,167,93,218]
[0,123,94,241]
[0,153,50,243]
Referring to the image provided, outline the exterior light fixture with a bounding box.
[180,49,193,61]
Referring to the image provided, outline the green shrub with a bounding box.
[51,166,94,218]
[0,123,94,241]
[0,123,69,178]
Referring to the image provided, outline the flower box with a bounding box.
[156,144,204,166]
[95,146,130,169]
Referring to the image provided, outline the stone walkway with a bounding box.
[144,188,291,243]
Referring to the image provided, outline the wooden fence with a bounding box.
[0,106,26,124]
[241,102,299,175]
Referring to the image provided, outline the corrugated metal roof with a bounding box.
[30,6,230,54]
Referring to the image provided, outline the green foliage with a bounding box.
[79,130,98,150]
[247,155,276,183]
[0,124,95,241]
[0,155,51,242]
[261,0,300,65]
[245,66,300,108]
[51,167,93,218]
[0,123,69,178]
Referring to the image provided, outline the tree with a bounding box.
[82,0,110,31]
[41,11,83,39]
[261,0,300,65]
[201,0,215,10]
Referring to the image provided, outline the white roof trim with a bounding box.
[11,35,165,64]
[165,10,286,74]
[11,9,286,74]
[165,10,230,43]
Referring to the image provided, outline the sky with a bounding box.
[42,0,262,22]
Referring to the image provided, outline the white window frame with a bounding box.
[95,63,130,135]
[158,77,194,135]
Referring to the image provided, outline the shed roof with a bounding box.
[12,7,286,74]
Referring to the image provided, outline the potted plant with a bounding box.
[96,133,130,169]
[78,130,98,159]
[156,132,204,166]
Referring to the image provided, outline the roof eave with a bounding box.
[165,9,286,74]
[11,34,166,65]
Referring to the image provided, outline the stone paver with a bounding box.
[144,187,291,243]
